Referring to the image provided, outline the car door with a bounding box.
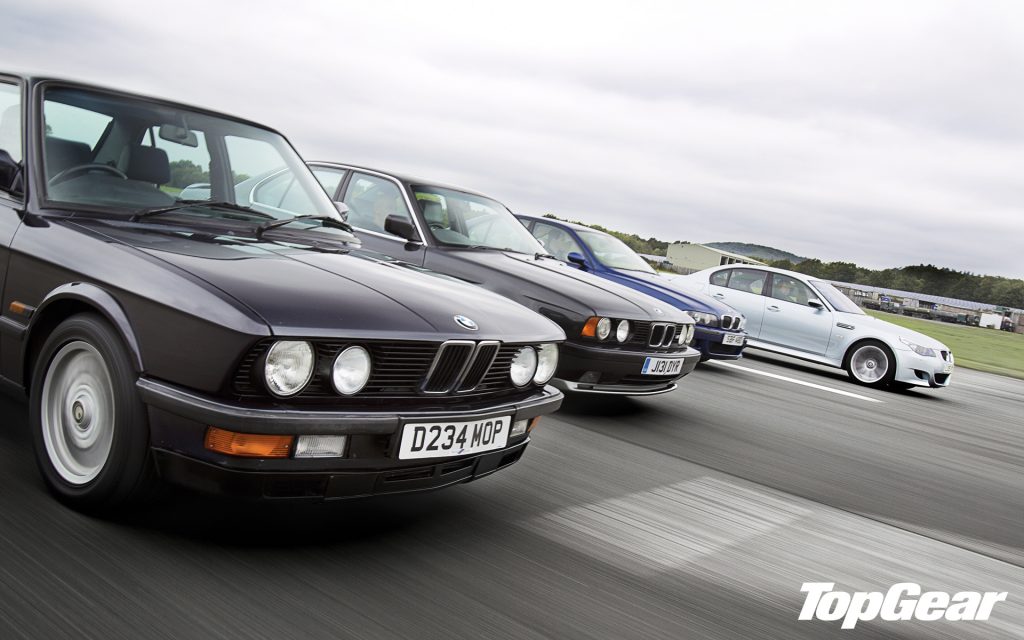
[706,268,769,337]
[758,273,833,354]
[339,171,426,264]
[0,79,24,371]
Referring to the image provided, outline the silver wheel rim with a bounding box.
[41,341,115,485]
[850,345,889,384]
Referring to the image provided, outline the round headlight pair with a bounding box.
[587,317,629,342]
[264,341,371,397]
[510,344,559,387]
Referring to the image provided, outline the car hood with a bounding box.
[839,313,950,351]
[447,250,691,324]
[70,220,564,342]
[607,269,739,316]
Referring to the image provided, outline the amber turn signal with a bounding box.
[581,317,600,337]
[204,427,293,458]
[528,417,541,433]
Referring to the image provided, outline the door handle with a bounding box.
[767,305,780,312]
[713,293,725,299]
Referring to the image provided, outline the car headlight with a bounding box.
[534,343,559,384]
[616,320,630,343]
[264,340,314,397]
[332,345,372,395]
[684,324,695,345]
[899,337,936,357]
[596,317,612,340]
[510,346,538,386]
[688,311,718,327]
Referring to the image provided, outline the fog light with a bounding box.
[294,435,348,458]
[205,427,293,458]
[511,419,529,437]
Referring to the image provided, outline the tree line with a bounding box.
[766,260,1024,310]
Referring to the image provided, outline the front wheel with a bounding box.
[844,340,897,388]
[29,314,157,511]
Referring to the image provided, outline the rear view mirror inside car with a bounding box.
[158,123,198,147]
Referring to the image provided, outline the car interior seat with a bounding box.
[44,137,93,180]
[120,145,170,186]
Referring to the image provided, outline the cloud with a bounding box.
[3,0,1022,277]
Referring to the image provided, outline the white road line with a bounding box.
[708,361,884,403]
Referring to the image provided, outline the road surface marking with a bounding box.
[525,476,810,575]
[708,361,883,403]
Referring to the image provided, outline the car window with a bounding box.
[810,280,864,314]
[577,230,656,273]
[0,82,21,166]
[709,270,729,287]
[41,86,337,219]
[725,268,767,295]
[139,125,212,199]
[413,185,544,254]
[311,167,346,199]
[769,274,814,306]
[533,222,583,262]
[344,173,412,236]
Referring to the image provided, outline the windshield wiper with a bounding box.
[255,215,354,238]
[130,200,272,222]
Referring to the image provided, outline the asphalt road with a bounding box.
[1,352,1022,639]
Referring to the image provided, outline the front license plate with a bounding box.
[398,415,511,460]
[723,334,745,346]
[943,363,954,374]
[641,357,684,376]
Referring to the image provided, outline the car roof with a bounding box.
[308,162,493,199]
[705,263,818,280]
[517,215,602,233]
[1,71,282,135]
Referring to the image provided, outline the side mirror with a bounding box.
[808,299,825,310]
[333,201,349,221]
[384,214,418,241]
[566,251,589,270]
[0,149,21,195]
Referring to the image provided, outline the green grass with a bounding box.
[160,185,182,196]
[865,310,1024,379]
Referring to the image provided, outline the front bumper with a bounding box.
[893,350,954,388]
[137,378,563,500]
[693,326,747,361]
[550,341,701,395]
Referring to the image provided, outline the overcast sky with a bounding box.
[4,0,1023,277]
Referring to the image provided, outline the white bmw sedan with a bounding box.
[678,265,954,389]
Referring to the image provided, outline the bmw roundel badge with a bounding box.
[454,315,479,330]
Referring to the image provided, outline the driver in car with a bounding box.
[775,279,803,304]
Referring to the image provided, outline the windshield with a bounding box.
[578,230,656,273]
[41,86,336,221]
[810,280,865,314]
[412,185,544,254]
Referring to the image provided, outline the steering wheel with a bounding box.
[49,163,128,186]
[428,222,446,231]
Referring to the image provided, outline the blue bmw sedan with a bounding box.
[517,216,748,362]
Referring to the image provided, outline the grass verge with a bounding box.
[865,310,1024,379]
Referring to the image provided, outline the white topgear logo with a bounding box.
[799,583,1008,629]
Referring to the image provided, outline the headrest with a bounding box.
[44,137,92,177]
[421,200,444,224]
[122,145,170,185]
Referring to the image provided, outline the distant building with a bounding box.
[666,242,764,273]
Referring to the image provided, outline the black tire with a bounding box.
[29,313,157,511]
[844,339,897,388]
